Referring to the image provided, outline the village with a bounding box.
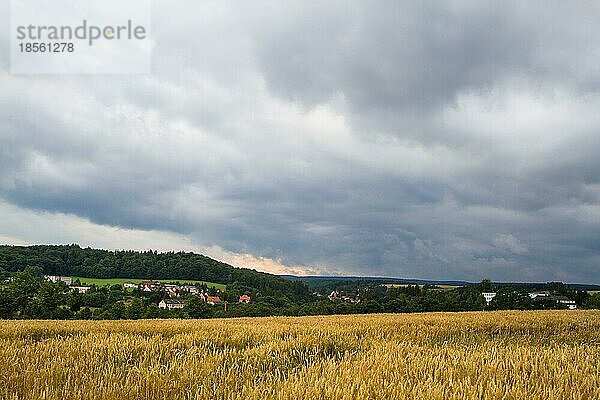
[1,272,586,321]
[24,276,583,311]
[325,287,578,309]
[42,275,252,310]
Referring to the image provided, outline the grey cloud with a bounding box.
[492,234,529,255]
[251,2,532,107]
[1,1,600,283]
[247,1,600,147]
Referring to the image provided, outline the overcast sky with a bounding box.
[1,1,600,283]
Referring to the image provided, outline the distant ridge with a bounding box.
[280,275,600,291]
[0,244,311,301]
[280,275,471,286]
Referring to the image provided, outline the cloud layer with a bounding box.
[1,1,600,282]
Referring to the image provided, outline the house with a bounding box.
[139,280,158,292]
[123,282,138,289]
[529,292,577,309]
[328,291,339,302]
[239,294,251,304]
[71,286,91,294]
[183,285,199,295]
[529,292,549,300]
[541,295,577,310]
[341,295,359,304]
[158,299,187,310]
[482,292,496,305]
[206,296,222,305]
[530,293,577,309]
[553,296,577,310]
[45,275,73,285]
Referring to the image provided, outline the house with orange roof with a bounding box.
[239,294,251,304]
[206,296,222,305]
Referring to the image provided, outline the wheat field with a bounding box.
[1,311,599,400]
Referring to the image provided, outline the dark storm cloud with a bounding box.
[1,1,600,282]
[250,2,533,108]
[246,1,600,154]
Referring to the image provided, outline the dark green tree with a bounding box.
[23,266,44,280]
[28,282,64,318]
[77,307,92,319]
[0,266,8,282]
[0,288,13,319]
[145,303,162,319]
[185,296,213,319]
[109,302,126,319]
[584,293,600,309]
[126,298,144,320]
[66,291,84,312]
[9,271,40,316]
[478,279,493,292]
[490,287,532,310]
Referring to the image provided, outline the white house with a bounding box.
[530,293,577,309]
[158,299,187,310]
[71,286,91,294]
[44,275,73,285]
[139,280,158,292]
[183,285,199,295]
[529,292,548,299]
[556,296,577,310]
[123,282,138,289]
[551,296,577,310]
[482,292,496,305]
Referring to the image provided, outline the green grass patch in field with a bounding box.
[72,277,226,290]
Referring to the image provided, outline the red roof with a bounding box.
[206,296,222,303]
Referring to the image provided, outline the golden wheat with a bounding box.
[1,311,599,400]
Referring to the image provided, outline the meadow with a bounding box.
[1,311,599,399]
[72,276,226,290]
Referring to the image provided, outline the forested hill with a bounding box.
[0,245,310,301]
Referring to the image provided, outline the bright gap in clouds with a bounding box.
[0,200,321,276]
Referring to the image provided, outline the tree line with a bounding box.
[0,245,310,302]
[2,270,599,320]
[1,245,599,320]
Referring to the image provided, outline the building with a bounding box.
[341,295,359,304]
[139,280,158,292]
[206,296,222,305]
[71,286,91,294]
[530,293,577,310]
[239,294,251,304]
[482,292,496,305]
[553,296,577,310]
[123,282,138,289]
[163,284,179,298]
[44,275,73,285]
[158,299,187,310]
[529,292,549,300]
[183,285,199,295]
